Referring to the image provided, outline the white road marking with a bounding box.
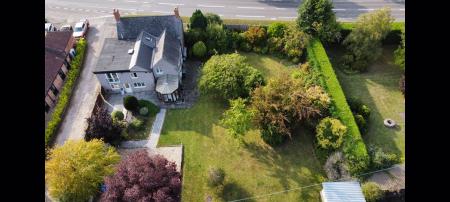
[100,10,106,13]
[198,4,225,8]
[63,7,68,10]
[278,16,296,19]
[237,6,265,10]
[78,8,83,11]
[358,8,375,11]
[55,6,60,9]
[85,9,90,12]
[275,8,286,10]
[90,15,112,19]
[236,15,265,18]
[127,0,137,2]
[143,2,149,3]
[333,8,346,11]
[158,2,184,6]
[153,10,172,14]
[270,17,277,20]
[94,10,99,12]
[398,9,405,11]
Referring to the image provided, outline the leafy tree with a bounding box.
[316,117,347,149]
[205,12,223,25]
[267,37,284,54]
[220,98,254,139]
[297,0,341,43]
[342,8,393,72]
[394,29,405,71]
[251,75,322,145]
[193,41,207,58]
[190,9,208,30]
[46,139,120,202]
[185,28,207,48]
[283,24,310,59]
[101,150,181,201]
[85,107,124,146]
[123,95,139,111]
[243,26,268,47]
[199,53,265,99]
[362,182,384,202]
[206,23,228,54]
[267,22,287,38]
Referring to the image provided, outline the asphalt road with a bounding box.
[45,0,405,22]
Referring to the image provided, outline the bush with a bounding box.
[305,85,331,114]
[339,22,404,45]
[307,39,369,174]
[185,28,207,48]
[354,114,367,135]
[123,96,139,111]
[316,117,347,150]
[129,118,145,131]
[243,26,267,47]
[324,151,350,180]
[267,37,284,54]
[193,41,207,58]
[208,167,225,187]
[220,98,254,139]
[283,24,309,59]
[205,12,223,25]
[138,99,160,117]
[347,97,371,119]
[399,75,405,96]
[206,24,228,54]
[261,46,269,54]
[260,124,286,146]
[368,145,400,170]
[239,41,252,52]
[362,182,383,202]
[111,110,124,121]
[190,9,207,30]
[267,22,287,38]
[85,106,124,146]
[45,38,87,148]
[139,107,148,116]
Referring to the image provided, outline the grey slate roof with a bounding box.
[321,182,366,202]
[152,29,181,73]
[117,15,183,42]
[129,31,157,71]
[93,38,135,73]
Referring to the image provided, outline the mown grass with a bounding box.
[158,54,325,202]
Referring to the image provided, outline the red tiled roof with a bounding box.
[45,31,73,96]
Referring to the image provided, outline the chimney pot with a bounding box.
[113,9,121,22]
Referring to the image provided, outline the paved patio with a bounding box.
[368,164,405,192]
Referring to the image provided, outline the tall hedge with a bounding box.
[339,22,404,45]
[45,38,88,149]
[307,38,369,174]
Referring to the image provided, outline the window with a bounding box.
[50,84,59,96]
[130,72,138,79]
[110,84,120,89]
[156,68,163,74]
[58,69,66,80]
[106,73,120,83]
[133,82,146,88]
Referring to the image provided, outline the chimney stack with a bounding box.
[174,7,180,19]
[113,9,121,22]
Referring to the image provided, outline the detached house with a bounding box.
[45,31,75,116]
[93,8,186,103]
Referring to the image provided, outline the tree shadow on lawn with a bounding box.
[325,45,404,158]
[243,127,324,201]
[221,182,255,202]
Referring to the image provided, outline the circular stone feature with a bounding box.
[384,119,397,128]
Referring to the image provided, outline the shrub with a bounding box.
[46,139,120,201]
[193,41,207,58]
[208,167,225,187]
[297,0,341,43]
[185,28,207,48]
[101,151,181,201]
[291,62,322,88]
[267,37,284,54]
[267,22,287,38]
[206,24,228,54]
[324,151,350,180]
[139,107,148,116]
[307,39,369,174]
[239,41,252,52]
[354,114,367,135]
[316,117,347,150]
[85,107,124,146]
[228,31,243,50]
[283,24,309,59]
[243,26,267,47]
[261,46,269,54]
[399,75,405,96]
[360,105,371,120]
[111,110,124,121]
[394,29,405,71]
[205,12,223,25]
[347,97,371,119]
[199,53,265,100]
[138,99,159,117]
[260,124,286,146]
[305,85,331,114]
[45,38,87,148]
[339,22,404,45]
[129,118,145,131]
[123,96,139,111]
[368,145,400,170]
[221,98,254,139]
[190,9,208,30]
[362,182,383,202]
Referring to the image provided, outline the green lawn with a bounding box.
[325,45,405,160]
[159,54,325,201]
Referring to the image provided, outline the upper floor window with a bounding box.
[130,72,138,79]
[106,73,120,83]
[133,82,146,88]
[156,68,163,74]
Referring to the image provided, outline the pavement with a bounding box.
[368,164,405,192]
[45,0,404,22]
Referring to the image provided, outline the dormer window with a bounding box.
[130,72,138,79]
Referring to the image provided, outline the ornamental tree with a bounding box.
[220,98,255,139]
[243,26,268,47]
[316,117,347,149]
[85,107,124,146]
[101,150,181,202]
[283,24,310,59]
[45,139,120,202]
[190,9,208,30]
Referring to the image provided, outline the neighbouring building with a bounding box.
[320,181,366,202]
[45,31,75,118]
[93,8,186,103]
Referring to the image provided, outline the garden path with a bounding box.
[368,164,405,191]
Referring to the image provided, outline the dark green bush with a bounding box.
[368,145,400,170]
[138,100,159,117]
[111,110,124,121]
[190,9,208,30]
[239,41,252,52]
[205,12,223,25]
[354,114,367,135]
[123,96,139,111]
[193,41,207,58]
[347,97,371,119]
[260,124,286,146]
[129,118,145,131]
[185,28,207,48]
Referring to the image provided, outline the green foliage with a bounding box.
[185,28,207,48]
[339,22,404,45]
[45,139,120,202]
[199,53,265,100]
[342,8,394,72]
[220,98,254,139]
[239,41,252,52]
[368,145,400,170]
[190,9,208,30]
[316,117,347,150]
[297,0,341,43]
[123,96,139,111]
[307,39,369,174]
[260,124,286,146]
[138,99,159,117]
[45,38,87,148]
[267,22,287,38]
[193,41,207,58]
[139,107,148,116]
[394,29,405,71]
[111,110,124,121]
[267,37,284,54]
[283,24,309,59]
[205,12,223,25]
[228,30,243,50]
[291,62,322,88]
[399,75,405,97]
[243,26,267,47]
[305,85,331,114]
[129,118,145,131]
[354,114,367,135]
[362,182,384,202]
[347,97,371,119]
[205,23,228,54]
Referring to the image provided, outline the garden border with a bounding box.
[306,38,369,175]
[45,38,88,149]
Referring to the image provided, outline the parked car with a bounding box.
[45,23,57,32]
[60,25,73,31]
[73,19,89,38]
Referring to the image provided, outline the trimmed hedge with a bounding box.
[45,38,87,148]
[339,22,404,45]
[307,38,369,175]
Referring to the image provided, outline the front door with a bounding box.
[124,83,132,93]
